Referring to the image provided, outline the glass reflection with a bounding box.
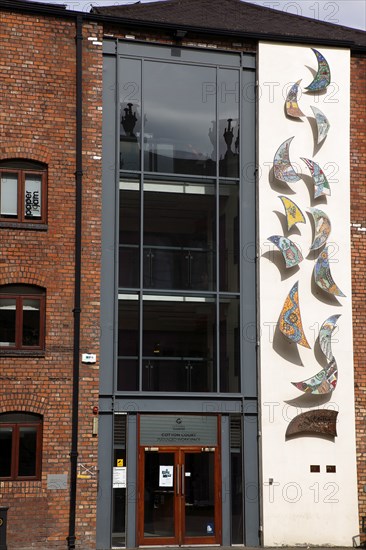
[144,452,175,538]
[144,62,216,176]
[219,69,239,177]
[119,59,142,171]
[219,181,239,292]
[119,178,140,289]
[18,427,37,476]
[220,299,240,392]
[118,299,139,391]
[143,180,216,291]
[142,298,216,392]
[22,299,40,346]
[184,452,215,537]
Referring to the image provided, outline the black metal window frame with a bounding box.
[116,45,249,396]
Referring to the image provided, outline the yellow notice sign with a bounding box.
[117,459,124,467]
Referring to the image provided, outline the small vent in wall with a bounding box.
[114,415,127,446]
[230,415,242,450]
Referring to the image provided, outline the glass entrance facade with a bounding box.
[118,48,243,395]
[99,40,258,550]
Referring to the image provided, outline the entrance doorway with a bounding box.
[138,446,221,545]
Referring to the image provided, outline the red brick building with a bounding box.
[0,0,364,549]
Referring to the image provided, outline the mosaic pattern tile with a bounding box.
[309,207,331,250]
[285,80,305,118]
[273,137,301,183]
[301,158,331,198]
[305,48,331,91]
[311,106,330,144]
[314,246,346,297]
[268,235,303,268]
[279,281,310,348]
[319,314,341,362]
[279,196,306,230]
[292,357,338,394]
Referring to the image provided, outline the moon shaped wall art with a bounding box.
[268,235,303,268]
[285,80,305,118]
[311,105,330,144]
[305,48,331,91]
[279,196,306,230]
[301,158,331,198]
[279,281,310,348]
[292,315,340,394]
[319,314,341,362]
[273,137,301,183]
[308,207,331,250]
[314,246,346,297]
[286,409,338,438]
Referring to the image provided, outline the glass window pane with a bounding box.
[220,181,239,292]
[1,173,18,217]
[117,359,139,392]
[219,69,239,178]
[118,297,139,391]
[0,298,16,346]
[143,180,216,291]
[220,299,240,392]
[24,174,42,218]
[143,298,216,392]
[144,62,216,176]
[118,300,139,357]
[0,427,13,477]
[22,299,40,346]
[119,58,141,171]
[184,452,215,537]
[119,177,140,288]
[18,426,37,476]
[144,452,175,538]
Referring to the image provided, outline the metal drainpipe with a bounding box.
[67,13,83,550]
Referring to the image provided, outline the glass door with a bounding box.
[138,447,221,546]
[183,449,217,543]
[140,449,178,545]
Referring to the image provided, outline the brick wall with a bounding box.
[351,53,366,530]
[0,10,102,549]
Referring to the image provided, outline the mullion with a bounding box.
[215,65,220,393]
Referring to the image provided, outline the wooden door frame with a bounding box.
[136,415,222,547]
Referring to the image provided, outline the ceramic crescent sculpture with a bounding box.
[319,314,341,362]
[279,196,306,230]
[268,235,303,268]
[285,80,305,118]
[273,137,301,183]
[292,315,341,395]
[279,281,310,348]
[314,246,346,297]
[305,48,331,91]
[311,106,330,144]
[301,157,331,198]
[308,207,331,250]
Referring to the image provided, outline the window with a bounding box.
[0,413,42,480]
[0,285,45,351]
[0,160,47,223]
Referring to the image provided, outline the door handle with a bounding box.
[181,464,185,496]
[176,464,180,495]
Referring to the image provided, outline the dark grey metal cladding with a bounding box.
[140,414,218,446]
[99,39,259,548]
[100,52,118,396]
[96,413,113,549]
